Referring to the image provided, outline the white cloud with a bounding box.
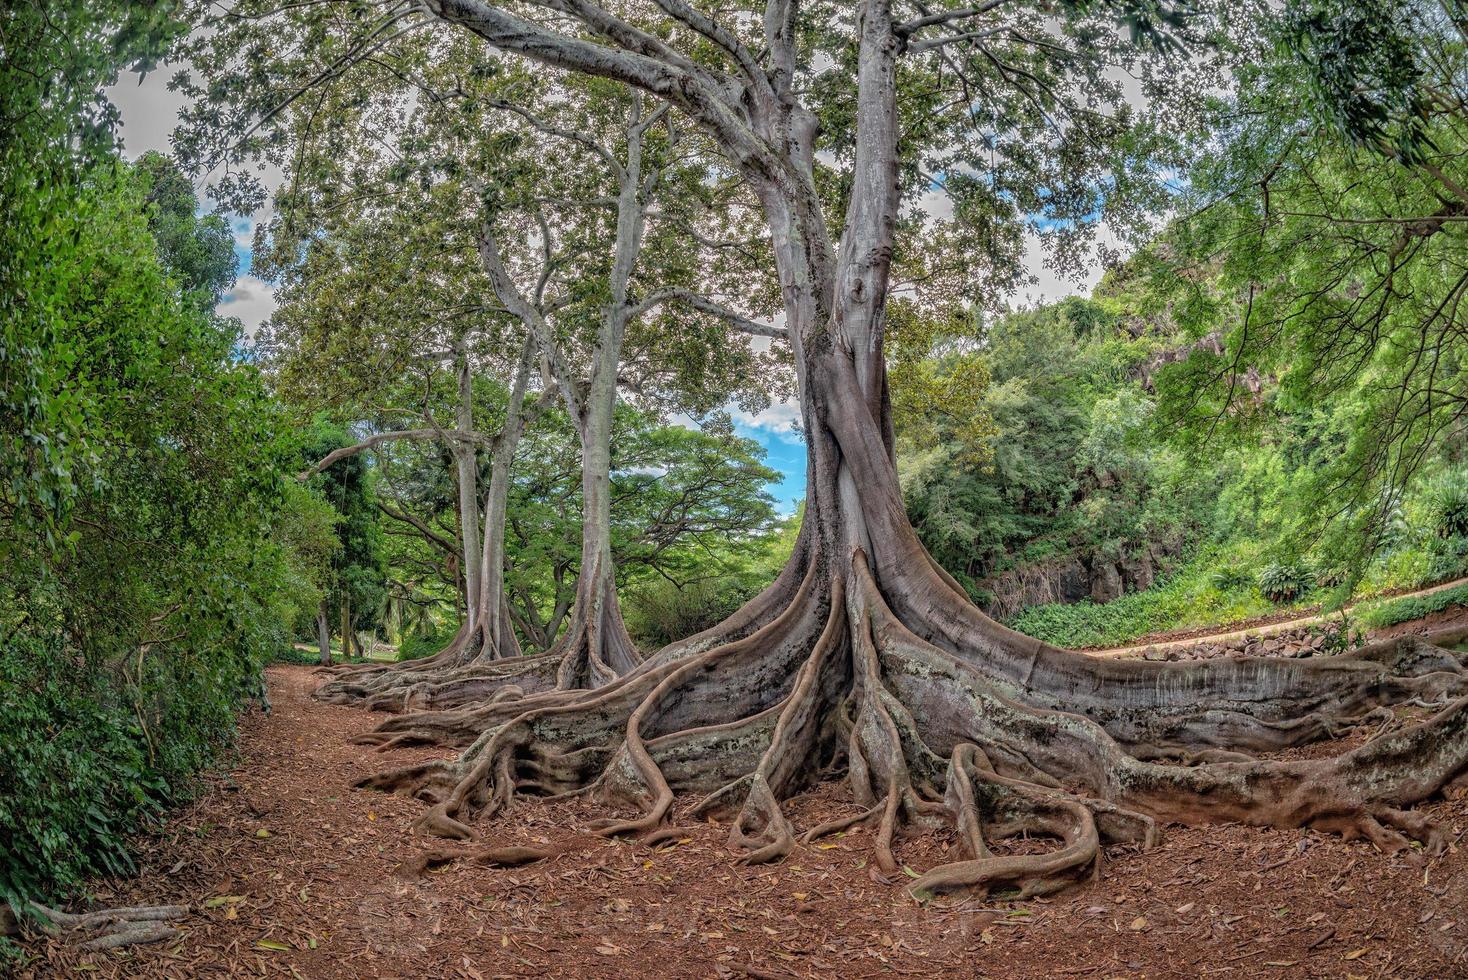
[1008,226,1120,309]
[221,275,277,339]
[106,67,189,160]
[731,398,804,444]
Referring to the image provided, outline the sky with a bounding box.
[106,67,1103,520]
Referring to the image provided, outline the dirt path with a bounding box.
[1088,576,1468,657]
[17,665,1468,978]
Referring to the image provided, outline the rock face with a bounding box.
[1089,562,1124,603]
[981,545,1177,618]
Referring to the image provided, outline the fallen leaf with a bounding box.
[367,812,376,822]
[1343,948,1369,961]
[1129,916,1149,932]
[1264,961,1298,968]
[254,829,271,839]
[901,866,921,879]
[255,939,292,951]
[203,896,244,908]
[1175,903,1195,915]
[594,945,622,956]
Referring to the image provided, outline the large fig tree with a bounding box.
[186,0,1468,898]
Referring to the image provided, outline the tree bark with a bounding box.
[455,342,482,634]
[474,338,538,662]
[317,601,332,666]
[339,594,352,660]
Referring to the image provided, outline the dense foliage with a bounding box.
[0,4,324,911]
[902,273,1468,647]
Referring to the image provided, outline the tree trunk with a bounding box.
[545,355,640,687]
[474,339,537,663]
[335,0,1468,899]
[317,602,332,666]
[455,343,482,634]
[339,595,351,660]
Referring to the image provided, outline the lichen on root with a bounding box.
[3,902,188,950]
[333,530,1468,902]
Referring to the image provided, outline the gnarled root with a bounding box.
[349,541,1468,901]
[13,902,188,950]
[402,844,557,876]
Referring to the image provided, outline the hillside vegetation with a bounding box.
[901,284,1468,648]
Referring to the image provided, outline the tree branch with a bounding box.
[634,288,788,339]
[298,428,489,480]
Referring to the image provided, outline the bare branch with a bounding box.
[635,288,788,339]
[297,428,489,480]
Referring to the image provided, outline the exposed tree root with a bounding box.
[315,535,815,722]
[402,844,557,876]
[344,521,1468,903]
[7,902,188,950]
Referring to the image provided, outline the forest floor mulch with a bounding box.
[14,665,1468,979]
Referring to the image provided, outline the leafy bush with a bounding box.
[625,577,761,650]
[1009,560,1271,647]
[0,150,316,910]
[1429,474,1468,540]
[273,645,322,666]
[1208,566,1254,592]
[0,626,260,913]
[1258,561,1313,602]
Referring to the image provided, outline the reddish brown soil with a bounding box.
[16,666,1468,979]
[1375,605,1468,642]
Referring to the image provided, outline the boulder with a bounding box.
[1090,562,1124,603]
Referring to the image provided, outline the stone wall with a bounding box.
[1136,619,1361,661]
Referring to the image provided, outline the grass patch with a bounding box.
[1007,555,1304,648]
[1355,582,1468,629]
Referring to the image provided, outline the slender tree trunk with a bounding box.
[339,595,352,660]
[455,343,482,633]
[316,602,332,666]
[549,351,639,686]
[474,339,538,661]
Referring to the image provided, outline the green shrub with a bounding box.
[625,577,760,650]
[272,645,321,666]
[1258,561,1313,602]
[0,628,258,912]
[1208,566,1254,592]
[1429,474,1468,540]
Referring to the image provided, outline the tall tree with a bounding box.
[189,0,1468,899]
[243,48,781,696]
